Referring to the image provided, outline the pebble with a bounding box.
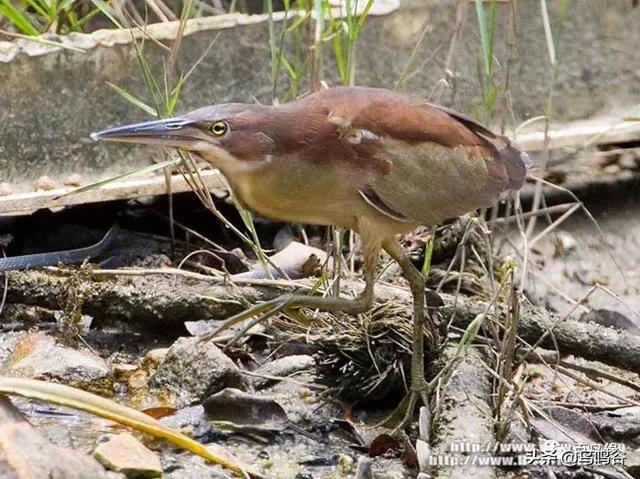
[148,337,246,406]
[93,432,162,478]
[602,164,621,175]
[1,333,113,395]
[33,175,57,191]
[63,173,83,186]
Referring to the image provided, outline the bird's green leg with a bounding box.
[379,239,433,431]
[198,258,377,345]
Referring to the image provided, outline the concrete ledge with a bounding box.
[0,169,224,215]
[1,0,639,211]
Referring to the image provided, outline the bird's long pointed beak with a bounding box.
[90,117,201,148]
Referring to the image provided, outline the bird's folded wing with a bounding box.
[342,97,530,225]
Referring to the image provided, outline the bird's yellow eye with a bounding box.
[210,121,228,136]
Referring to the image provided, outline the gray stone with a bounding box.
[0,397,115,479]
[93,433,162,479]
[1,333,114,395]
[148,337,246,405]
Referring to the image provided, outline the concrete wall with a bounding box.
[1,0,639,193]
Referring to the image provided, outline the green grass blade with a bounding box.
[332,34,347,82]
[169,0,193,70]
[56,158,180,199]
[265,0,278,98]
[0,0,40,36]
[22,0,48,19]
[89,0,123,29]
[131,39,163,117]
[234,198,271,273]
[354,0,375,36]
[486,0,497,77]
[421,235,434,277]
[71,7,101,30]
[0,377,262,478]
[107,82,158,117]
[539,0,556,66]
[286,10,310,32]
[456,313,485,358]
[279,54,299,82]
[167,74,185,116]
[0,28,86,52]
[474,0,491,77]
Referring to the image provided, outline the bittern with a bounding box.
[93,86,530,422]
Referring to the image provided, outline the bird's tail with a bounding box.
[429,102,532,191]
[498,140,532,190]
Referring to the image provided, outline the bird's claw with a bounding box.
[378,383,430,433]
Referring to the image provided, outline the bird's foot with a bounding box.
[378,380,430,433]
[198,291,373,347]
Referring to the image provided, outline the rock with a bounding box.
[112,363,138,381]
[63,173,83,187]
[127,370,148,390]
[93,433,162,478]
[142,348,169,372]
[117,348,169,392]
[1,333,113,395]
[148,337,246,405]
[33,175,57,191]
[0,397,114,479]
[253,355,315,389]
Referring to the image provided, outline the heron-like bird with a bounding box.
[92,86,530,422]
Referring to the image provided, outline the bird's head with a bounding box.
[91,104,278,170]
